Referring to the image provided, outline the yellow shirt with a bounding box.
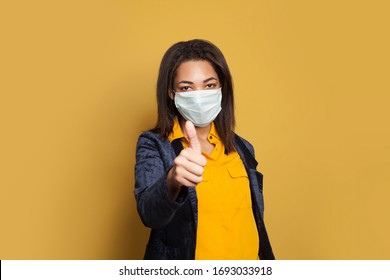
[168,119,259,260]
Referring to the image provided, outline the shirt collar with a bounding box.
[168,117,220,143]
[168,117,185,142]
[210,122,220,138]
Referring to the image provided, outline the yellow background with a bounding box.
[1,0,389,259]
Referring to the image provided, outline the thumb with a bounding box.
[185,121,201,154]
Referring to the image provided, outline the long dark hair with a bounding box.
[152,39,236,153]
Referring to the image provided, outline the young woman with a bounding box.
[134,39,274,260]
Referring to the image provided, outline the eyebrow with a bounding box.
[177,77,218,85]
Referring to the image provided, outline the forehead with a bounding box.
[175,60,218,81]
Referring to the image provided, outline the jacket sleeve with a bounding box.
[134,133,187,229]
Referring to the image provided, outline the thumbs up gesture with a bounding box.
[167,121,207,198]
[185,120,202,154]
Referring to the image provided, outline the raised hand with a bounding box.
[167,121,207,199]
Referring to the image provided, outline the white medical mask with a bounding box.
[174,88,222,127]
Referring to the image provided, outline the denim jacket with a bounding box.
[134,131,274,259]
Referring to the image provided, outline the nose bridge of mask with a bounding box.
[174,87,221,97]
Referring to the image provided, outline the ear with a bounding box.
[168,90,175,100]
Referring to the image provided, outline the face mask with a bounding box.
[174,88,222,127]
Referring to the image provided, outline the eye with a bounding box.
[206,83,216,88]
[179,86,191,91]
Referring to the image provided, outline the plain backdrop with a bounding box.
[1,0,389,259]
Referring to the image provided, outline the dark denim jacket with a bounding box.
[134,131,273,259]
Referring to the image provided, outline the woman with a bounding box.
[134,39,274,260]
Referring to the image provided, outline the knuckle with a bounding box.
[181,149,189,157]
[174,156,184,166]
[175,166,184,176]
[180,179,190,187]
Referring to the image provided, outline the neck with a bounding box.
[179,119,211,141]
